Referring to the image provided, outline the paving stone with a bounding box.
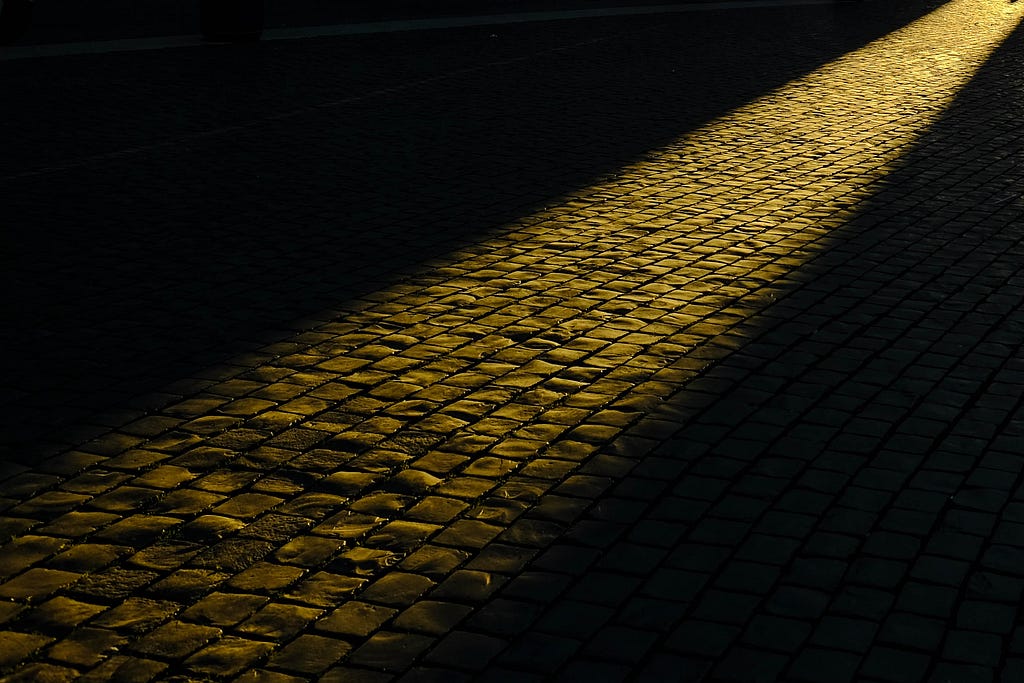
[0,662,80,683]
[212,493,284,519]
[348,631,436,672]
[430,570,506,604]
[533,599,613,641]
[432,520,504,549]
[0,602,25,626]
[274,535,345,566]
[185,636,276,678]
[787,646,862,683]
[528,544,598,577]
[563,570,640,609]
[180,514,247,542]
[495,518,565,548]
[131,619,221,658]
[10,492,92,520]
[635,653,712,682]
[831,586,896,621]
[0,568,81,600]
[240,513,315,542]
[194,470,261,493]
[149,489,225,515]
[78,654,168,682]
[328,547,402,577]
[0,518,42,546]
[583,625,659,664]
[227,562,305,593]
[0,631,54,667]
[666,619,742,658]
[399,546,470,580]
[317,472,381,497]
[861,646,932,683]
[465,544,537,574]
[17,595,106,632]
[86,486,163,513]
[317,601,398,637]
[1000,659,1024,683]
[529,496,589,524]
[496,632,580,674]
[47,627,127,666]
[895,582,958,618]
[809,616,877,653]
[366,521,441,552]
[740,614,812,654]
[180,592,269,627]
[192,540,276,573]
[360,572,436,607]
[712,646,790,682]
[0,535,69,577]
[956,600,1016,634]
[929,662,995,683]
[322,669,394,683]
[266,633,351,675]
[943,630,1003,667]
[284,572,366,606]
[424,630,507,671]
[237,603,324,640]
[146,568,230,601]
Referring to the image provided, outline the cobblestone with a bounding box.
[2,0,1024,678]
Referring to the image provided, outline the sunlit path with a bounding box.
[1,0,1022,679]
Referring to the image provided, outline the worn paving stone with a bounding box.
[2,0,1024,679]
[0,535,69,577]
[47,627,127,667]
[266,633,352,675]
[184,636,276,678]
[284,572,367,607]
[347,631,436,672]
[0,631,54,667]
[0,568,81,601]
[236,603,325,640]
[17,595,107,632]
[180,591,269,627]
[316,601,398,638]
[393,600,475,636]
[78,654,167,682]
[130,620,221,658]
[359,572,436,607]
[146,568,230,601]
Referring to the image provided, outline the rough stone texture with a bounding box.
[1,0,1024,678]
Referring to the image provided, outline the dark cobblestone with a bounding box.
[1,0,1023,678]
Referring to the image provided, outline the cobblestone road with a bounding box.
[3,0,1024,680]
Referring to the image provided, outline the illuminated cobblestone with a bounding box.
[2,0,1024,678]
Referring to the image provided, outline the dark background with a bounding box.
[20,0,754,44]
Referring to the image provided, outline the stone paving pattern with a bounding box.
[3,0,1024,680]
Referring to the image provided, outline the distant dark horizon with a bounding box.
[13,0,816,46]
